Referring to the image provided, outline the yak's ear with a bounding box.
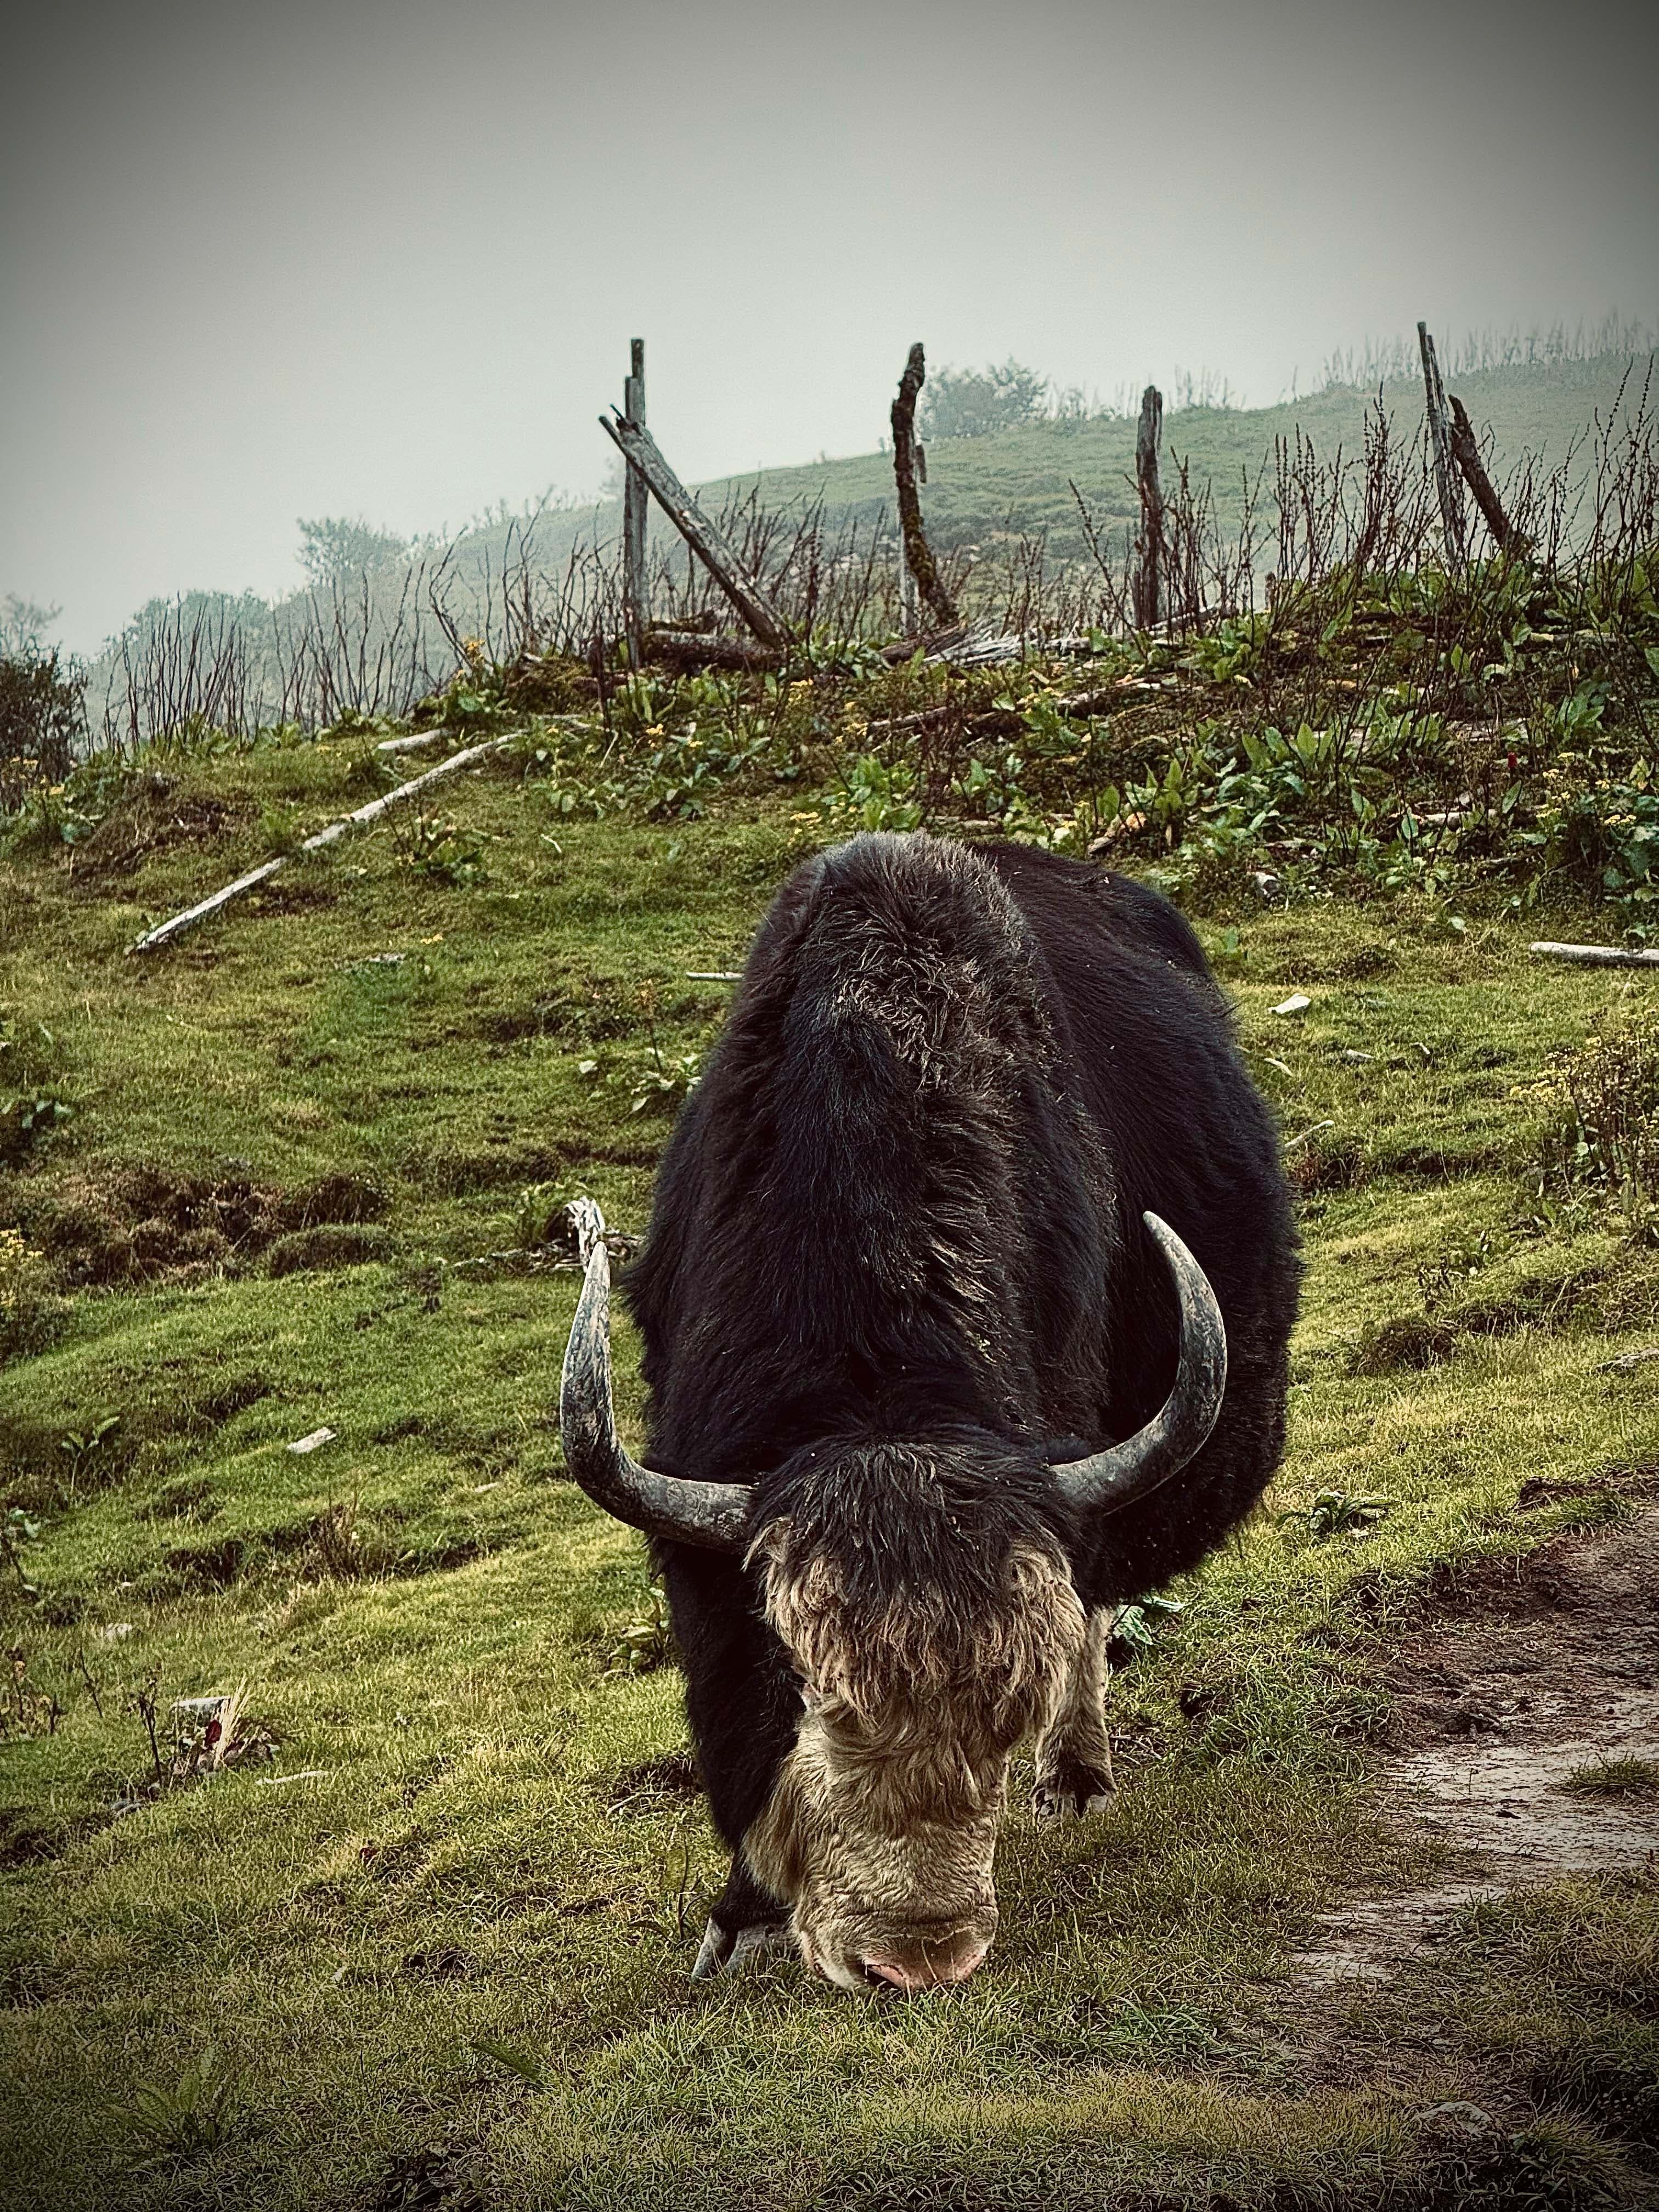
[744,1516,790,1571]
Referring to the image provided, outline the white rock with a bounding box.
[1271,994,1311,1017]
[287,1427,336,1455]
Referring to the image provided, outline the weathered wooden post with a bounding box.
[1133,385,1164,629]
[890,344,958,630]
[897,525,918,636]
[622,338,648,667]
[1417,322,1467,568]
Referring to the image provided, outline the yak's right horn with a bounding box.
[558,1211,752,1551]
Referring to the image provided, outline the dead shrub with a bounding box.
[14,1161,390,1288]
[263,1224,392,1277]
[1289,1129,1368,1193]
[0,1228,64,1366]
[1350,1314,1460,1376]
[1544,1007,1659,1238]
[279,1172,387,1229]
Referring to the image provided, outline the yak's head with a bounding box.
[557,1207,1225,1994]
[744,1437,1082,1989]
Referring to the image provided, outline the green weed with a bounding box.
[1558,1756,1658,1796]
[110,2046,241,2163]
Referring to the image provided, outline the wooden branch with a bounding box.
[1529,940,1659,970]
[1133,386,1164,629]
[376,729,449,755]
[1599,1346,1659,1373]
[599,414,791,651]
[862,673,1150,747]
[1417,323,1468,567]
[1448,394,1532,559]
[890,344,958,630]
[1054,676,1158,715]
[128,736,513,954]
[622,338,648,667]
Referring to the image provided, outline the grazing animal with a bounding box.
[561,833,1299,1991]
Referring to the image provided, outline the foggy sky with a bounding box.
[3,0,1656,652]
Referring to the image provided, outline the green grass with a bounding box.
[1559,1758,1659,1798]
[3,735,1658,2208]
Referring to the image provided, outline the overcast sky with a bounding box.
[3,0,1655,651]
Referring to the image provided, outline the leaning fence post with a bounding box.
[1447,393,1531,560]
[1417,322,1467,569]
[599,413,792,651]
[1133,386,1164,629]
[622,338,648,668]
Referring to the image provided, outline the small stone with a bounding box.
[1271,994,1311,1017]
[95,1622,136,1644]
[287,1427,336,1455]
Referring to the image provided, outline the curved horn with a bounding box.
[1052,1212,1227,1517]
[560,1233,752,1551]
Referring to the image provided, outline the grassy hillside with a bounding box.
[3,570,1659,2206]
[690,352,1657,562]
[79,343,1655,749]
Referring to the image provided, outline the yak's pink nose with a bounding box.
[860,1934,990,1989]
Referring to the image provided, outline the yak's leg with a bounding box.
[1032,1604,1116,1818]
[690,1851,794,1979]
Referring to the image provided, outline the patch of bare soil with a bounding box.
[1298,1499,1659,1984]
[9,1163,387,1287]
[67,773,250,881]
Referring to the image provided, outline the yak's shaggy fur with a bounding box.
[625,833,1300,1981]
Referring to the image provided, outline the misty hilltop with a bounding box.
[66,330,1655,751]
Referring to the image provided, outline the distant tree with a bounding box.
[0,618,84,798]
[0,596,61,659]
[296,516,408,591]
[918,359,1049,441]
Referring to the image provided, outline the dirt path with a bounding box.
[1297,1493,1659,1983]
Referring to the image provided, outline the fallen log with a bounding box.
[1528,940,1659,970]
[128,736,514,954]
[865,672,1156,744]
[376,729,449,755]
[643,628,782,673]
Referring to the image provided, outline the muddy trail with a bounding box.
[1299,1489,1659,1985]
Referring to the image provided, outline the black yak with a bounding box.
[560,832,1299,1990]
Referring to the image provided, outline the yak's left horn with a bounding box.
[1052,1212,1227,1517]
[559,1210,752,1551]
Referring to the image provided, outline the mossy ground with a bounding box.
[2,733,1657,2210]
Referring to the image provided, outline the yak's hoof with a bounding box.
[1032,1762,1114,1820]
[690,1916,793,1979]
